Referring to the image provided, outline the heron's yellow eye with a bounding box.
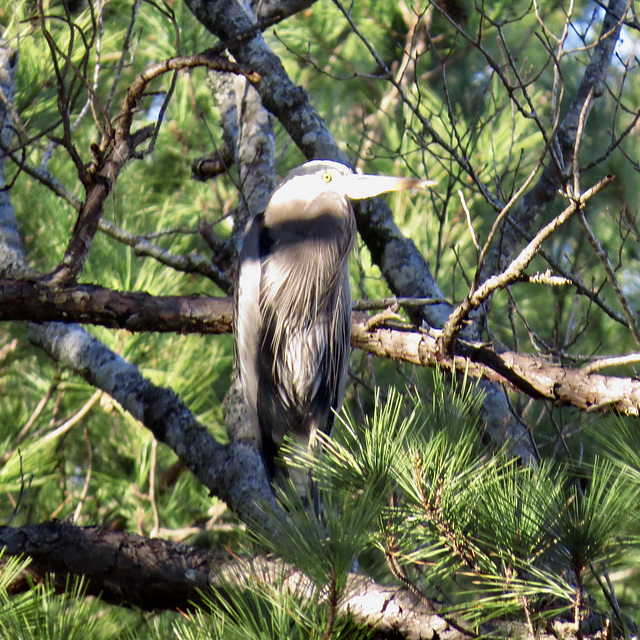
[321,171,332,183]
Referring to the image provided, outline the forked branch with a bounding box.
[44,55,259,288]
[437,175,614,354]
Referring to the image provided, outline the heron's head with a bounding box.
[267,160,436,212]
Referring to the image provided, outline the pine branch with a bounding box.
[0,520,603,640]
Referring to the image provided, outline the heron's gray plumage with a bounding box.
[234,160,434,482]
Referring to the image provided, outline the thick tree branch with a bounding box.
[2,279,640,417]
[350,313,640,417]
[0,520,588,640]
[203,60,276,286]
[249,0,317,22]
[0,44,27,280]
[0,521,229,611]
[0,280,233,333]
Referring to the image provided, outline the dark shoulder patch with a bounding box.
[257,214,275,258]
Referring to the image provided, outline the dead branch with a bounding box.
[97,219,233,292]
[476,0,629,285]
[438,176,615,353]
[45,54,260,287]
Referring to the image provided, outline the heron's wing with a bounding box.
[234,214,263,444]
[258,241,352,448]
[244,195,355,477]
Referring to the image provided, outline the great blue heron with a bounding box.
[234,160,434,486]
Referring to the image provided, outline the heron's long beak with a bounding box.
[340,174,437,200]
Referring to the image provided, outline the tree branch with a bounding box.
[350,312,640,417]
[1,279,639,417]
[45,54,260,287]
[0,520,590,640]
[0,280,232,333]
[97,219,233,292]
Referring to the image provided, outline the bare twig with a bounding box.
[45,54,259,287]
[352,296,450,311]
[459,189,480,251]
[98,219,232,292]
[438,176,614,354]
[475,0,629,290]
[0,375,60,465]
[149,438,160,538]
[578,210,640,346]
[581,353,640,374]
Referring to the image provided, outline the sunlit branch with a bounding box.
[438,176,614,354]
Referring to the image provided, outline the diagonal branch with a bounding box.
[26,321,277,526]
[98,219,233,292]
[438,176,614,354]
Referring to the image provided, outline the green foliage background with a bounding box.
[1,0,640,637]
